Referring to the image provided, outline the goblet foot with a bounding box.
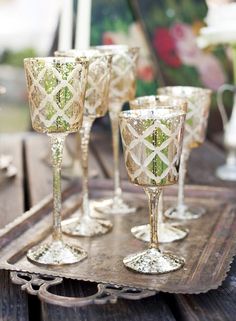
[216,164,236,181]
[131,223,188,243]
[123,248,185,274]
[165,205,205,220]
[27,240,87,265]
[62,216,113,237]
[95,197,136,215]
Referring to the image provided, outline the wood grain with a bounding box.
[172,257,236,321]
[188,141,236,188]
[90,130,128,180]
[25,133,105,206]
[0,134,24,225]
[41,291,176,321]
[0,134,28,321]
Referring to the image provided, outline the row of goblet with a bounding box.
[24,50,211,274]
[24,45,140,265]
[55,49,113,237]
[129,88,212,245]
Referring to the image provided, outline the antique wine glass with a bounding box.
[158,86,212,220]
[129,95,189,243]
[55,49,113,236]
[24,57,89,265]
[94,45,139,215]
[119,109,186,273]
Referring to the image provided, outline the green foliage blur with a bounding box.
[0,48,36,67]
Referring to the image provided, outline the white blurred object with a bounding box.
[58,0,73,50]
[199,0,236,180]
[75,0,92,49]
[198,0,236,48]
[0,0,62,55]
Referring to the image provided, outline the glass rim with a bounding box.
[24,56,89,64]
[54,49,112,60]
[94,44,140,54]
[158,86,212,97]
[130,95,188,110]
[119,108,186,120]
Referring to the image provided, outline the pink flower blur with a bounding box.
[171,22,226,90]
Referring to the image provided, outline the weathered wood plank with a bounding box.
[0,134,24,225]
[25,133,105,206]
[91,130,128,180]
[0,271,29,321]
[0,134,28,321]
[41,290,176,321]
[172,257,236,321]
[188,141,236,188]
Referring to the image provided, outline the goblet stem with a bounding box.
[109,104,122,201]
[177,147,190,214]
[49,133,66,242]
[80,116,94,219]
[144,187,161,250]
[158,190,164,225]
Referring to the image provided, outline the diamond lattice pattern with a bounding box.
[120,118,183,184]
[25,60,86,132]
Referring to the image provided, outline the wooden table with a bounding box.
[0,129,236,321]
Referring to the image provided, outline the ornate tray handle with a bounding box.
[10,272,156,307]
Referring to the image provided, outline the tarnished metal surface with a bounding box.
[10,271,155,307]
[1,179,236,294]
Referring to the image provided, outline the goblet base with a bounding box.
[165,205,205,220]
[123,248,185,274]
[95,197,136,215]
[131,223,188,243]
[216,164,236,181]
[62,216,113,237]
[27,240,87,265]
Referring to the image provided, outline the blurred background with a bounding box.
[0,0,231,137]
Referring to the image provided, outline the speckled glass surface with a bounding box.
[157,86,211,148]
[119,109,186,274]
[55,50,113,237]
[157,86,212,220]
[55,50,112,118]
[24,57,89,265]
[129,95,188,243]
[24,57,89,134]
[93,45,139,216]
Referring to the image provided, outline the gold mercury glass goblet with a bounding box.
[24,57,89,265]
[55,49,113,236]
[158,86,212,220]
[119,108,186,274]
[94,45,139,215]
[129,95,189,243]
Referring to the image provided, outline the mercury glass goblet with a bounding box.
[158,86,212,220]
[24,57,89,265]
[129,95,189,243]
[94,45,139,215]
[119,109,186,274]
[56,49,113,236]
